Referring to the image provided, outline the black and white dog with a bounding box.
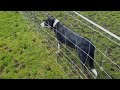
[41,16,97,78]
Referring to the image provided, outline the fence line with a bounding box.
[19,11,118,79]
[19,11,70,79]
[43,11,120,69]
[20,11,95,79]
[63,13,120,68]
[19,11,85,79]
[65,11,120,47]
[73,11,120,41]
[41,11,112,78]
[46,11,120,69]
[30,11,113,79]
[32,11,88,79]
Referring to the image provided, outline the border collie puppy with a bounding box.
[41,16,97,78]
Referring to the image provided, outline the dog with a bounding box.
[41,16,98,78]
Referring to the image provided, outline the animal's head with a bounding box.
[41,16,59,29]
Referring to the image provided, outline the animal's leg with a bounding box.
[80,53,88,71]
[77,49,88,70]
[77,48,91,78]
[88,53,98,78]
[56,42,61,54]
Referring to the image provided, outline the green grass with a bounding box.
[0,11,68,79]
[0,11,120,79]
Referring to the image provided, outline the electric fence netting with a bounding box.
[19,11,120,79]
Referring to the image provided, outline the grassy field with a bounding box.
[0,11,68,79]
[0,11,120,79]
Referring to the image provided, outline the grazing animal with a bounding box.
[41,16,97,78]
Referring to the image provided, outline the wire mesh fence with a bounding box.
[19,11,120,79]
